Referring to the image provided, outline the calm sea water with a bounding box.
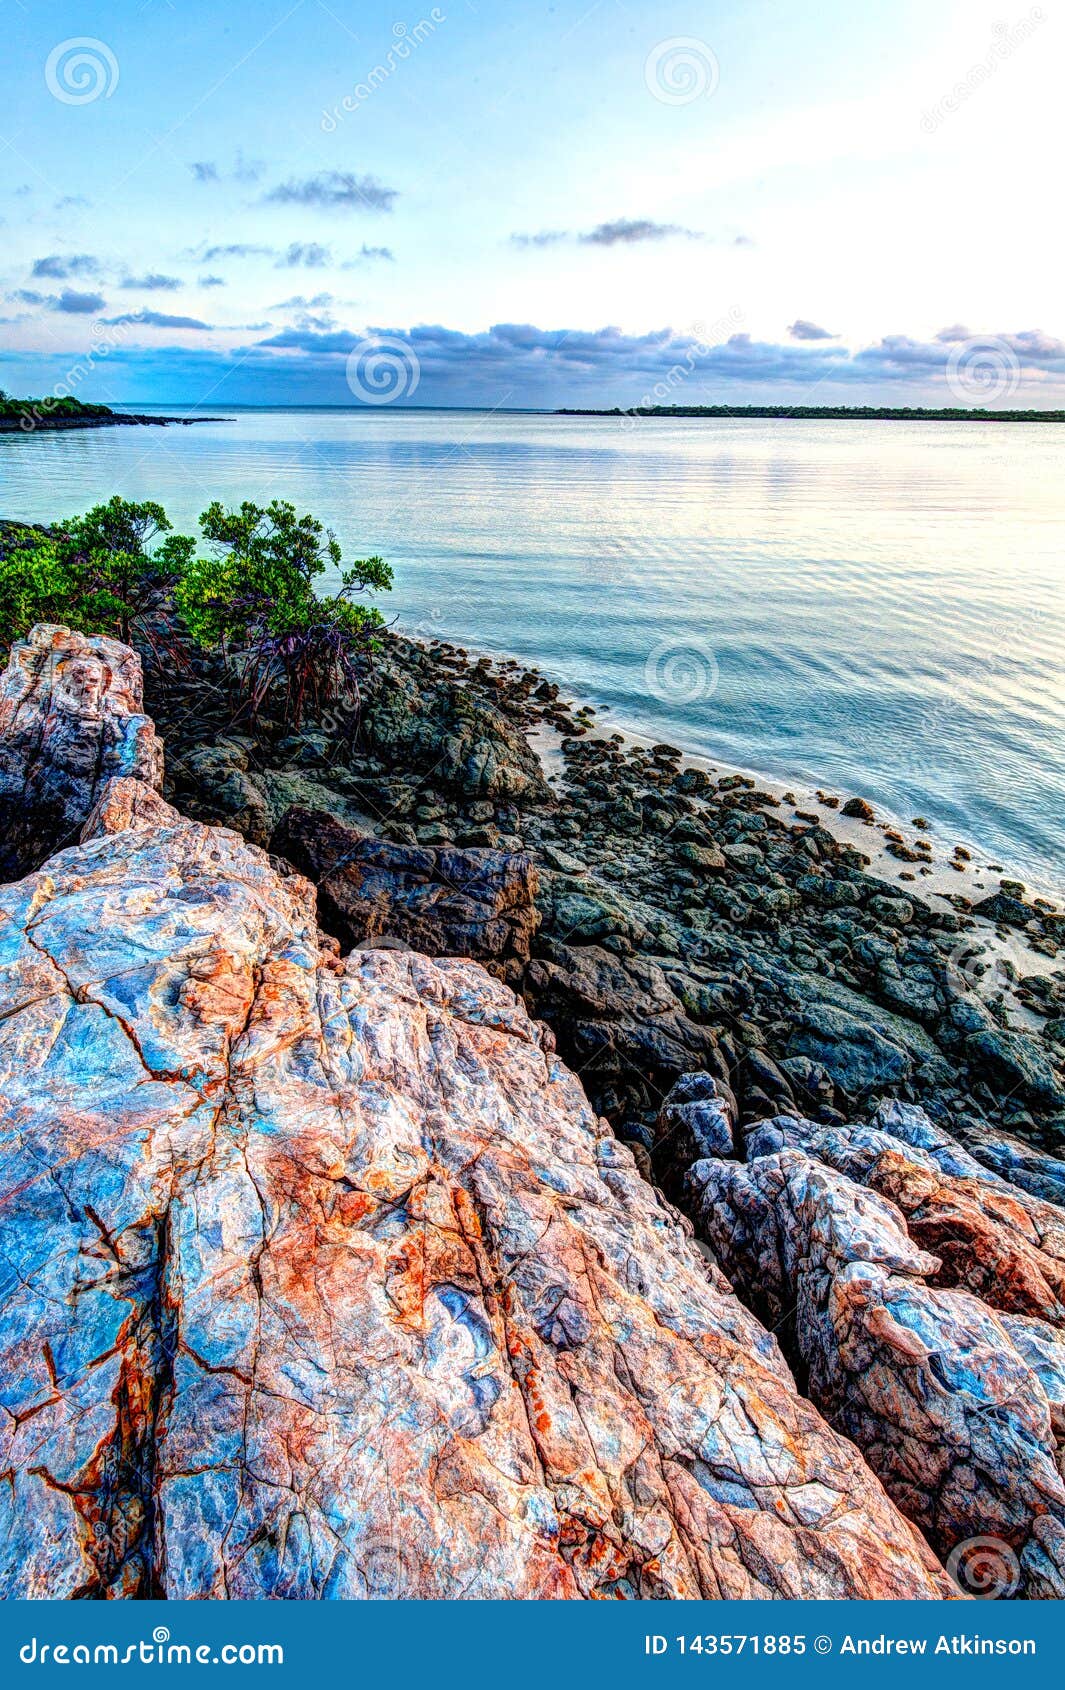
[1,407,1062,886]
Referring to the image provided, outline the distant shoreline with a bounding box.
[0,414,221,435]
[557,404,1065,422]
[0,397,224,436]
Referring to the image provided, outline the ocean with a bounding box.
[2,406,1062,886]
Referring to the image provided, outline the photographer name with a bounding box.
[840,1635,1036,1656]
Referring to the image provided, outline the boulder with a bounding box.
[271,804,539,979]
[787,999,914,1094]
[0,778,953,1600]
[966,1026,1065,1111]
[0,624,162,877]
[841,797,876,822]
[689,1131,1065,1596]
[524,940,726,1119]
[360,662,550,803]
[653,1072,737,1197]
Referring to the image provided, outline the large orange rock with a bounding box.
[0,772,953,1600]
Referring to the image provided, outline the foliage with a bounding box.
[1,493,392,731]
[0,533,75,640]
[176,499,392,725]
[0,498,193,648]
[0,394,114,426]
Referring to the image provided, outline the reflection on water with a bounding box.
[1,408,1062,883]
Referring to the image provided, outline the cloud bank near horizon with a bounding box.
[3,319,1064,410]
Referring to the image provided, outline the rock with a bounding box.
[787,1000,914,1095]
[524,942,727,1120]
[534,870,653,951]
[178,739,250,784]
[676,841,726,872]
[0,624,162,877]
[539,842,587,875]
[0,778,953,1600]
[966,1027,1065,1111]
[271,805,539,979]
[867,1151,1065,1325]
[841,797,876,822]
[653,1072,738,1189]
[973,891,1039,930]
[867,895,914,928]
[689,1145,1065,1593]
[951,1121,1065,1208]
[360,662,550,803]
[722,842,763,871]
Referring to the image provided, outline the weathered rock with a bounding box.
[966,1026,1065,1111]
[271,804,539,980]
[787,998,915,1094]
[654,1072,737,1198]
[524,940,725,1119]
[360,660,550,803]
[689,1139,1065,1595]
[841,797,876,822]
[973,891,1041,930]
[0,780,953,1600]
[0,624,162,877]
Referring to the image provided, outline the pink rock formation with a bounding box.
[0,774,954,1599]
[689,1138,1065,1597]
[0,622,162,877]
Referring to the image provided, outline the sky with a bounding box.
[2,0,1064,408]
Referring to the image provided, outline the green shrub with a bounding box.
[177,499,392,724]
[0,494,392,731]
[0,497,193,648]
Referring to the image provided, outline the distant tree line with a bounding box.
[557,403,1065,421]
[0,390,115,426]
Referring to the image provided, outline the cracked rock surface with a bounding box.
[0,772,955,1599]
[271,803,539,986]
[687,1106,1065,1597]
[0,624,162,880]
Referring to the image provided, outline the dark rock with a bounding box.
[524,942,724,1118]
[966,1027,1065,1111]
[973,891,1040,930]
[271,805,539,979]
[360,659,550,803]
[787,1001,914,1095]
[841,797,876,821]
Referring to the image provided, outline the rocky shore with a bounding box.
[0,621,1063,1599]
[0,412,218,433]
[143,613,1064,1134]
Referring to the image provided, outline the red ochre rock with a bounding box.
[0,760,954,1598]
[0,622,163,878]
[689,1132,1065,1597]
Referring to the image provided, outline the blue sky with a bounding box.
[2,0,1063,407]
